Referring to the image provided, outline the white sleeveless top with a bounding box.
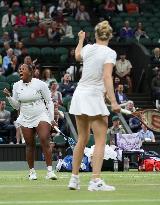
[78,43,117,92]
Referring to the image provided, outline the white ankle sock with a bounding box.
[71,174,79,179]
[47,166,52,172]
[30,168,35,172]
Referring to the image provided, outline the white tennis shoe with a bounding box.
[29,169,37,180]
[68,176,80,190]
[45,171,58,180]
[88,179,115,191]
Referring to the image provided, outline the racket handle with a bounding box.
[120,108,132,115]
[54,126,61,133]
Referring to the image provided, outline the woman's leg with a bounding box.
[35,121,52,167]
[90,115,108,179]
[21,126,36,169]
[72,115,90,175]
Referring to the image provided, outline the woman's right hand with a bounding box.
[3,88,11,97]
[111,102,121,113]
[78,30,85,41]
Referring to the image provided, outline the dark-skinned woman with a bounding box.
[3,64,58,180]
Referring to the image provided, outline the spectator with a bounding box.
[107,115,126,145]
[17,47,28,65]
[115,0,125,13]
[135,22,149,42]
[34,23,46,38]
[119,20,134,41]
[10,25,21,43]
[26,6,38,25]
[1,42,10,57]
[58,73,76,97]
[151,69,160,102]
[38,5,48,22]
[0,32,11,44]
[14,41,23,57]
[15,11,27,27]
[124,100,141,132]
[0,101,16,144]
[113,76,121,92]
[75,4,90,21]
[33,67,41,79]
[115,84,128,104]
[48,21,61,42]
[24,55,32,65]
[3,55,19,76]
[138,124,155,142]
[55,8,65,24]
[63,2,73,17]
[0,0,9,7]
[42,68,57,87]
[53,101,66,135]
[2,48,14,72]
[1,8,16,28]
[151,48,160,70]
[125,0,139,14]
[60,18,74,39]
[49,80,63,106]
[115,52,133,93]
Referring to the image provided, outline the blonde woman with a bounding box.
[68,21,120,191]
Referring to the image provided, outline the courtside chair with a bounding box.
[60,37,76,46]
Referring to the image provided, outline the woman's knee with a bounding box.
[40,136,50,147]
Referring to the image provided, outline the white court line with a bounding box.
[0,199,160,204]
[0,184,160,188]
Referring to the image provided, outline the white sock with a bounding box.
[92,178,101,183]
[30,168,35,172]
[47,166,52,172]
[71,174,79,179]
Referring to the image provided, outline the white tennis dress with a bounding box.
[7,78,54,128]
[69,43,117,116]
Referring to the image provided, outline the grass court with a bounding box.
[0,170,160,205]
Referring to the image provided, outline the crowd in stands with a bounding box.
[0,0,159,145]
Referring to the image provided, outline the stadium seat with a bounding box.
[41,47,55,63]
[0,75,6,82]
[0,82,10,90]
[6,74,20,84]
[28,47,41,59]
[60,37,76,46]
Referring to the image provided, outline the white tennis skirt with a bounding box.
[16,112,51,128]
[69,86,110,116]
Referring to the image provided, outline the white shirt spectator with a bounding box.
[2,13,16,28]
[116,59,132,78]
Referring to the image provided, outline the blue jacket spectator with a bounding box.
[115,84,128,104]
[120,20,134,40]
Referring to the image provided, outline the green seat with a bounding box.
[0,75,6,82]
[148,33,159,40]
[79,20,91,28]
[35,37,49,45]
[6,74,20,84]
[60,54,68,65]
[28,47,41,59]
[55,47,68,56]
[0,82,10,90]
[60,37,76,46]
[41,47,55,63]
[0,90,6,99]
[152,38,159,44]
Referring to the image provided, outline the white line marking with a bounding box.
[0,184,160,188]
[0,199,160,204]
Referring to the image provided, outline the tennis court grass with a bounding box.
[0,171,160,205]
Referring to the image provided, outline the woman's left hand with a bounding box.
[51,120,58,128]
